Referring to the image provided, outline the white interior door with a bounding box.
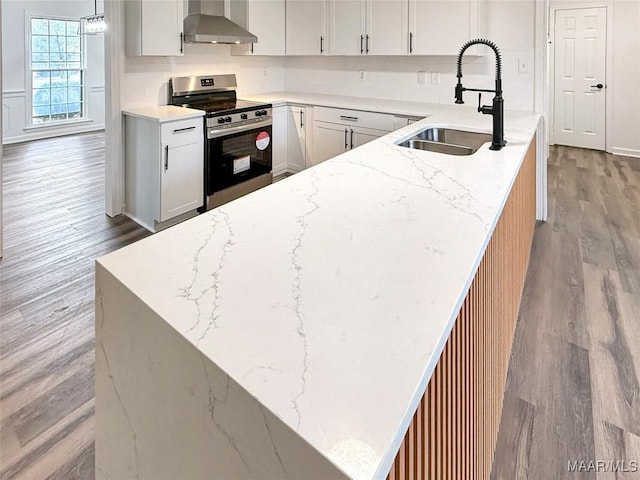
[553,7,606,150]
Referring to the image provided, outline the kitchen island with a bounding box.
[96,105,541,480]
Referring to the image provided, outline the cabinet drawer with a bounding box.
[314,106,395,131]
[160,118,203,145]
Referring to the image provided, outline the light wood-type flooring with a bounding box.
[1,136,639,479]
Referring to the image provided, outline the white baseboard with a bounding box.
[611,147,640,159]
[2,123,105,145]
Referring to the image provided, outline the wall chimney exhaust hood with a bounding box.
[183,0,257,44]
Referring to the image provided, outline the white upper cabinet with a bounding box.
[230,0,286,55]
[329,0,365,55]
[286,0,328,55]
[408,0,479,55]
[365,0,408,55]
[328,0,407,55]
[125,0,184,56]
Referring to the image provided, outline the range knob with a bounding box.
[255,111,262,117]
[224,116,232,123]
[261,110,268,116]
[240,113,248,120]
[217,117,225,124]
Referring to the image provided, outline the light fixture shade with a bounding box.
[79,14,106,35]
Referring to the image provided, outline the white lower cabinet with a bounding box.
[312,122,389,164]
[272,104,308,175]
[272,106,288,175]
[311,121,349,166]
[311,106,392,164]
[124,113,204,232]
[287,105,307,172]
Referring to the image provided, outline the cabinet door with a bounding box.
[272,106,288,175]
[351,126,390,148]
[409,0,473,55]
[250,0,285,55]
[232,0,285,55]
[365,0,408,55]
[329,0,365,55]
[140,0,183,56]
[311,121,348,166]
[286,0,327,55]
[287,106,307,172]
[160,139,203,221]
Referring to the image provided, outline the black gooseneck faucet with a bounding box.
[455,39,506,151]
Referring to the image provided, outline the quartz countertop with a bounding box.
[121,105,204,122]
[242,91,435,118]
[98,104,541,480]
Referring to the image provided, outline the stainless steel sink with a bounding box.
[397,127,493,156]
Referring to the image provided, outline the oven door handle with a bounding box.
[207,119,273,139]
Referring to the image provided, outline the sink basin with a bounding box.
[397,127,493,156]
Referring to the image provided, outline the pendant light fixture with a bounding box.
[79,0,106,35]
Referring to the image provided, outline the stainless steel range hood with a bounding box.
[183,0,257,44]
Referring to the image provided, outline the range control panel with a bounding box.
[200,78,215,87]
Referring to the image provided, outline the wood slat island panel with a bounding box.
[388,137,537,480]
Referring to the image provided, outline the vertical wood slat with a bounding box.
[387,137,537,480]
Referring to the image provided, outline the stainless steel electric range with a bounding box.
[169,74,273,211]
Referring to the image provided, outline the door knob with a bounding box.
[591,83,604,89]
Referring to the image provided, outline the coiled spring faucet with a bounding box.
[455,39,506,150]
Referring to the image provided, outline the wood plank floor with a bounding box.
[492,146,640,480]
[1,137,639,479]
[0,132,150,480]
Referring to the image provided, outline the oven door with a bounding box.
[206,122,272,195]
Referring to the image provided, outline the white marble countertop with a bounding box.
[121,105,204,123]
[98,104,540,479]
[242,91,434,118]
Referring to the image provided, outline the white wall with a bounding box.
[120,45,284,110]
[549,0,640,156]
[610,0,640,156]
[284,1,537,112]
[1,0,105,144]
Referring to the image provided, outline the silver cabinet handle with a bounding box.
[344,128,348,149]
[340,115,358,121]
[360,35,364,54]
[300,110,303,128]
[409,32,413,53]
[180,32,184,54]
[173,126,196,134]
[365,34,369,53]
[350,129,354,149]
[164,145,169,171]
[320,36,324,53]
[251,43,254,54]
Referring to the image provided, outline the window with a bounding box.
[30,17,84,125]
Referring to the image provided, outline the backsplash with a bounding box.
[120,43,285,109]
[282,52,535,112]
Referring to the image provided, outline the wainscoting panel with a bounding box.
[2,87,104,144]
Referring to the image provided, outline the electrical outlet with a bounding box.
[518,57,529,74]
[359,71,366,81]
[417,71,426,85]
[431,72,440,85]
